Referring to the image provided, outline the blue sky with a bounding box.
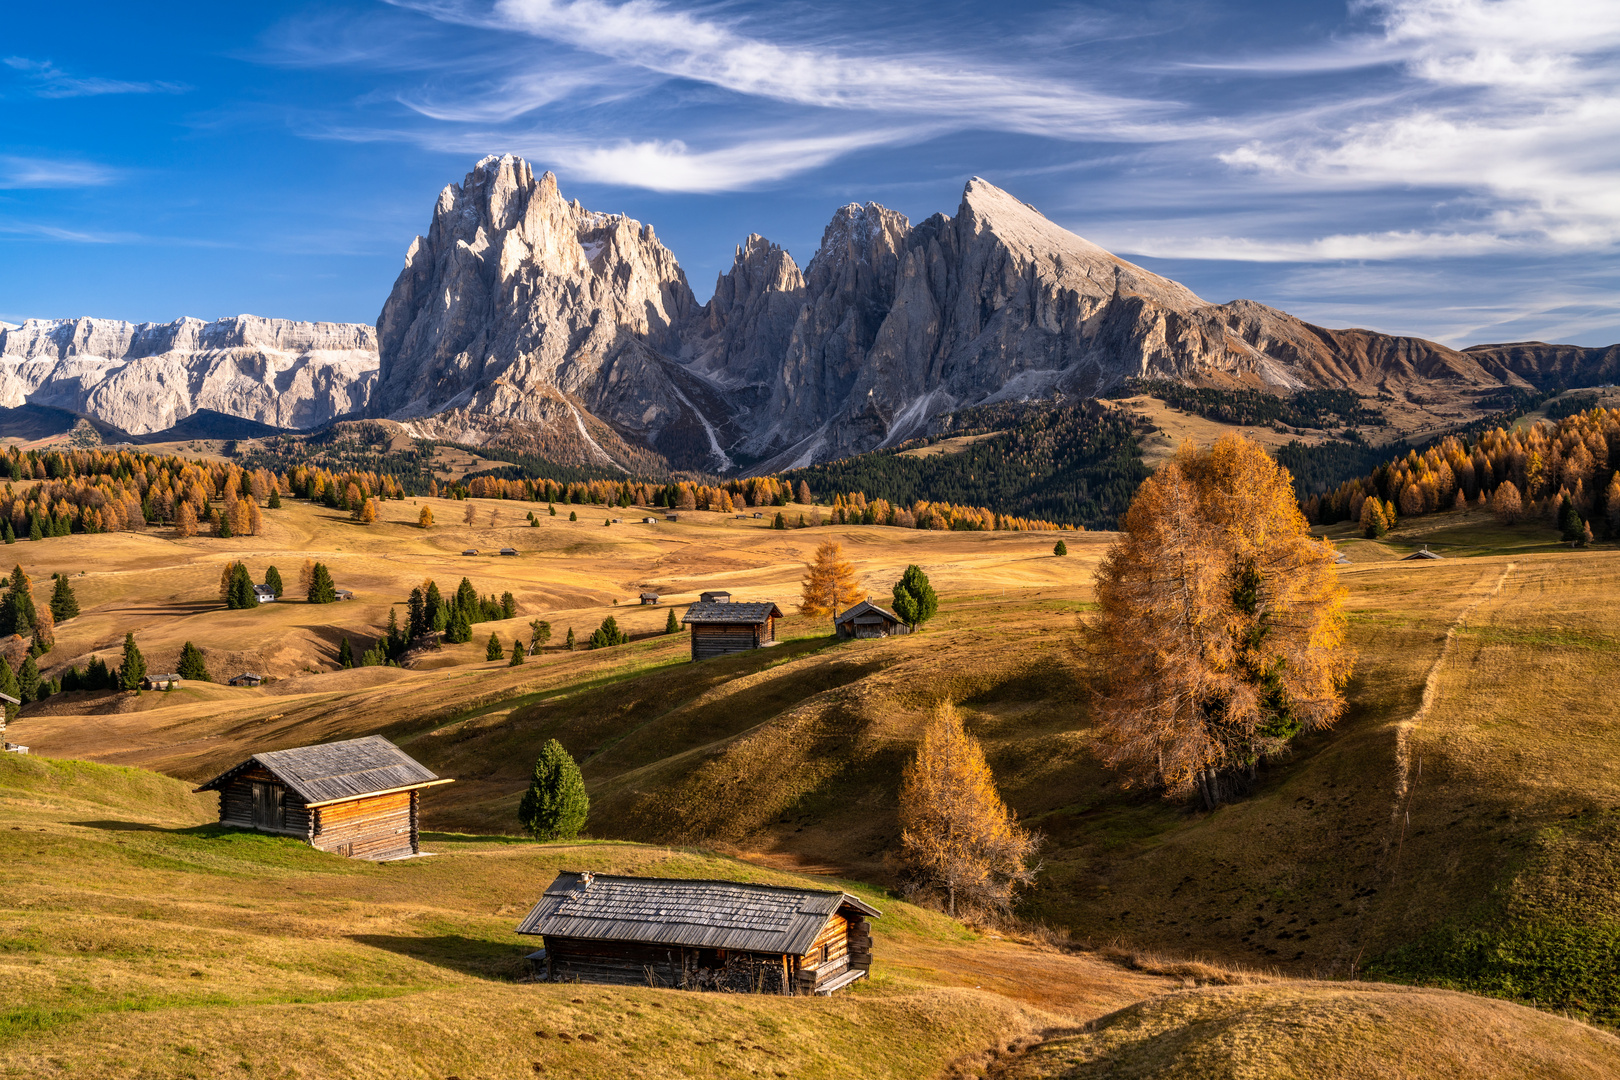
[2,0,1617,347]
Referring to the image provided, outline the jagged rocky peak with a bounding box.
[685,235,805,389]
[372,155,707,463]
[0,315,376,435]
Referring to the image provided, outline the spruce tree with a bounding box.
[307,562,337,603]
[517,739,589,841]
[528,619,551,653]
[229,562,259,609]
[0,658,18,725]
[501,591,517,619]
[17,655,39,703]
[386,608,404,656]
[485,632,504,661]
[268,488,282,509]
[508,638,525,666]
[3,523,13,544]
[176,641,211,682]
[1054,539,1068,557]
[28,516,42,542]
[569,511,577,522]
[425,581,444,627]
[118,632,146,692]
[49,574,79,621]
[773,512,786,530]
[665,607,680,634]
[891,564,939,630]
[264,565,284,598]
[445,605,473,644]
[1559,494,1585,543]
[565,627,576,650]
[588,616,627,649]
[455,577,479,619]
[338,636,354,668]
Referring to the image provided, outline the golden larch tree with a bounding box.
[419,506,434,529]
[175,501,198,538]
[1091,436,1351,809]
[798,540,863,617]
[463,501,477,526]
[899,704,1039,918]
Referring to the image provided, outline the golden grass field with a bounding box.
[8,487,1620,1075]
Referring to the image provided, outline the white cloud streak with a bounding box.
[3,57,187,98]
[0,155,116,189]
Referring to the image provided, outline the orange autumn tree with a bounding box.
[798,540,863,619]
[899,704,1039,918]
[1092,436,1351,810]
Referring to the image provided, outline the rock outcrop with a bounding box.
[373,154,728,469]
[0,315,376,435]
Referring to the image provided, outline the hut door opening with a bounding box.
[251,782,285,830]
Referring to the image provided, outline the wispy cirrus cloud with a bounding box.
[0,155,116,189]
[3,56,188,98]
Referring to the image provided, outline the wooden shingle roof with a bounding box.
[834,600,900,626]
[193,735,449,806]
[515,872,880,955]
[681,601,783,626]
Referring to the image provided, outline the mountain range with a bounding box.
[4,153,1617,469]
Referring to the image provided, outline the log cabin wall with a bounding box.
[544,938,793,993]
[690,623,767,660]
[216,766,312,838]
[311,791,415,860]
[794,913,871,993]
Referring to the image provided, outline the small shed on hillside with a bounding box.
[142,673,181,691]
[642,516,657,524]
[834,601,910,640]
[515,871,879,994]
[639,592,660,605]
[227,672,263,687]
[462,549,479,556]
[334,588,355,601]
[193,735,452,860]
[700,590,731,603]
[1402,546,1444,561]
[682,600,783,660]
[253,584,277,603]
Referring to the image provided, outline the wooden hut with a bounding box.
[1402,546,1444,561]
[682,600,782,660]
[141,673,181,691]
[700,590,731,603]
[193,735,451,860]
[500,547,519,557]
[515,871,879,995]
[834,601,910,639]
[639,592,660,605]
[227,672,263,687]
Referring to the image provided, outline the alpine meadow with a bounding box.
[5,1,1620,1076]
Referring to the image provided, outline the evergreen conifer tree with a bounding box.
[486,632,504,661]
[425,581,444,627]
[17,655,39,702]
[386,608,404,656]
[28,517,42,542]
[665,608,679,634]
[49,574,79,621]
[3,523,13,544]
[307,562,337,603]
[176,641,211,682]
[528,619,551,653]
[1054,539,1068,557]
[569,511,577,521]
[501,591,517,619]
[264,565,284,598]
[1559,494,1585,543]
[565,627,576,649]
[587,616,628,649]
[228,563,259,609]
[118,632,146,692]
[445,605,473,644]
[268,488,282,509]
[338,636,353,668]
[773,512,786,530]
[549,504,556,516]
[517,739,589,841]
[891,564,939,630]
[508,638,524,665]
[0,658,18,725]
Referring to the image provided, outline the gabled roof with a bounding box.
[835,600,900,626]
[1402,547,1444,560]
[682,601,782,625]
[193,735,449,806]
[515,872,880,955]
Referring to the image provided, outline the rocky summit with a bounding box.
[0,315,376,437]
[371,156,1553,473]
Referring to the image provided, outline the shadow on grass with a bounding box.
[418,830,534,846]
[350,933,532,981]
[71,820,225,835]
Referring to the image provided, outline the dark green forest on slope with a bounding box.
[783,401,1153,529]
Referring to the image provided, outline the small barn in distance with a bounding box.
[515,872,878,995]
[682,599,783,660]
[227,672,263,687]
[1402,545,1444,561]
[193,735,452,860]
[639,591,660,605]
[834,601,910,640]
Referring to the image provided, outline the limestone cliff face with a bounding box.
[367,157,1549,473]
[0,315,376,435]
[373,154,717,466]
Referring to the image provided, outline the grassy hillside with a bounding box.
[13,494,1620,1030]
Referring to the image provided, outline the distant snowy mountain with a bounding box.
[0,315,376,436]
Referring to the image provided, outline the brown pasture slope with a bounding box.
[11,491,1620,1064]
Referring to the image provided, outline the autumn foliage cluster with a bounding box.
[1305,406,1620,536]
[899,705,1039,918]
[1093,437,1351,809]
